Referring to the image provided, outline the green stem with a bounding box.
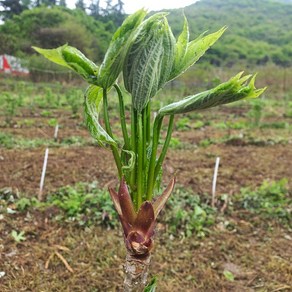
[146,114,163,201]
[103,88,122,178]
[137,113,144,209]
[154,115,174,181]
[142,108,147,202]
[114,84,130,150]
[146,102,151,145]
[130,107,137,203]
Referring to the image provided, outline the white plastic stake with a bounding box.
[38,148,49,201]
[54,124,59,140]
[212,157,220,208]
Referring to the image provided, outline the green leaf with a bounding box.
[169,26,226,81]
[172,15,189,77]
[84,85,117,147]
[159,72,266,116]
[223,270,235,282]
[62,46,99,83]
[158,18,176,89]
[144,276,157,292]
[11,230,26,243]
[124,14,174,112]
[33,45,99,84]
[32,45,70,68]
[98,9,147,89]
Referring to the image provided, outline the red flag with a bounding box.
[3,55,11,71]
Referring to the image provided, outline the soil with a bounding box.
[0,209,291,291]
[0,144,291,197]
[0,108,291,291]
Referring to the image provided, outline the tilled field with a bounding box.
[0,101,291,291]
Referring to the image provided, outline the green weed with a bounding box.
[11,230,26,243]
[169,137,183,149]
[247,99,264,128]
[40,110,53,117]
[176,117,191,131]
[235,179,291,223]
[165,187,215,238]
[47,182,118,228]
[16,119,35,127]
[0,133,14,148]
[0,92,18,125]
[47,118,58,127]
[260,122,289,129]
[193,120,205,129]
[199,138,215,148]
[65,89,83,116]
[0,133,92,149]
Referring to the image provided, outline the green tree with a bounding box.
[58,0,66,7]
[0,0,25,20]
[75,0,85,11]
[0,6,113,61]
[89,0,101,19]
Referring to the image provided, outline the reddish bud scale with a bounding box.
[108,178,175,256]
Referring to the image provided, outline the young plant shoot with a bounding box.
[34,9,266,291]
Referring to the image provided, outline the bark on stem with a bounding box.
[124,252,151,292]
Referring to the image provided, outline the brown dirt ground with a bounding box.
[0,209,291,291]
[0,144,291,197]
[0,109,291,291]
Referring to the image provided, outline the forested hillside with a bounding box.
[168,0,292,66]
[0,0,291,67]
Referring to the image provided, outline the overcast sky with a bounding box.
[67,0,198,13]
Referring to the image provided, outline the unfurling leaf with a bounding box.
[158,18,176,89]
[171,15,189,76]
[98,9,147,89]
[123,14,175,112]
[169,26,226,81]
[159,73,266,116]
[84,85,117,147]
[33,45,99,84]
[122,150,136,172]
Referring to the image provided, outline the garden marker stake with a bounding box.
[34,9,266,291]
[54,124,59,141]
[212,157,220,208]
[38,147,49,201]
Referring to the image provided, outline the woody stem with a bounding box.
[124,252,151,292]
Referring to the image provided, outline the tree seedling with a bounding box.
[34,9,265,291]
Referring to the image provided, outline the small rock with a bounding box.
[5,250,17,257]
[222,262,243,278]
